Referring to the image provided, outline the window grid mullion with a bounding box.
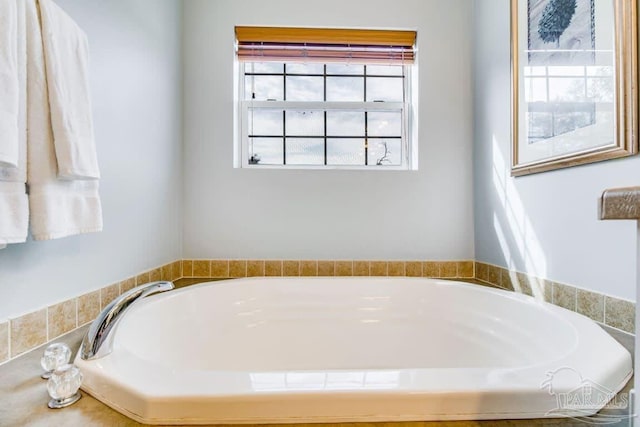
[365,111,369,166]
[249,135,401,139]
[324,111,328,166]
[244,72,405,78]
[324,65,328,166]
[364,65,368,166]
[242,62,408,168]
[283,64,287,165]
[283,63,288,101]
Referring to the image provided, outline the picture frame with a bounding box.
[511,0,638,176]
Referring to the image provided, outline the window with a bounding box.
[235,27,418,169]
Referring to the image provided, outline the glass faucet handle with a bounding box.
[40,343,72,379]
[47,363,83,409]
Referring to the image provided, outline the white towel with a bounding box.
[27,0,102,241]
[38,0,100,180]
[0,182,29,245]
[0,0,20,168]
[0,0,28,247]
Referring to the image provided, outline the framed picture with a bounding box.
[511,0,638,176]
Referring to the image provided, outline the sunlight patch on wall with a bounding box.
[491,135,549,299]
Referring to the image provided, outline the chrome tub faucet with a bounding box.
[80,281,174,360]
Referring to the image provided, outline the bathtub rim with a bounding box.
[75,276,634,424]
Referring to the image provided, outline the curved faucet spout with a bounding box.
[80,281,174,360]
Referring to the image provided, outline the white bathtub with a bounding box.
[75,277,632,425]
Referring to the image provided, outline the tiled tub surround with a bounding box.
[182,259,475,279]
[0,260,183,365]
[0,258,635,367]
[475,261,636,333]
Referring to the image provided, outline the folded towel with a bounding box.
[0,0,20,168]
[38,0,100,180]
[0,0,28,247]
[29,181,103,240]
[0,182,29,245]
[27,0,102,241]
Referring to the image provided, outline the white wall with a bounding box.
[473,0,639,301]
[182,0,475,261]
[0,0,183,320]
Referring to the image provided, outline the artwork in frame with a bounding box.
[511,0,638,176]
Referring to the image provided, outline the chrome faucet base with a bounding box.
[48,392,81,409]
[80,281,174,361]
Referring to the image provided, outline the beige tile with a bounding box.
[335,261,353,276]
[523,273,537,297]
[388,262,405,277]
[318,261,335,276]
[192,260,210,278]
[265,261,283,277]
[405,262,422,277]
[48,300,76,340]
[457,261,474,278]
[10,310,46,357]
[553,282,576,311]
[422,262,439,278]
[247,260,265,277]
[576,289,605,323]
[514,272,534,296]
[370,261,388,276]
[300,261,318,276]
[475,262,489,282]
[353,261,369,276]
[605,297,635,334]
[500,269,515,291]
[283,261,300,276]
[182,260,193,277]
[120,278,136,294]
[211,260,229,278]
[161,264,172,281]
[135,271,150,285]
[541,279,553,303]
[486,265,501,286]
[78,290,101,326]
[229,260,247,278]
[100,283,120,310]
[528,277,550,299]
[171,261,182,280]
[439,262,457,278]
[0,322,7,363]
[149,268,161,282]
[174,278,212,288]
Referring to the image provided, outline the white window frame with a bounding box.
[235,63,417,170]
